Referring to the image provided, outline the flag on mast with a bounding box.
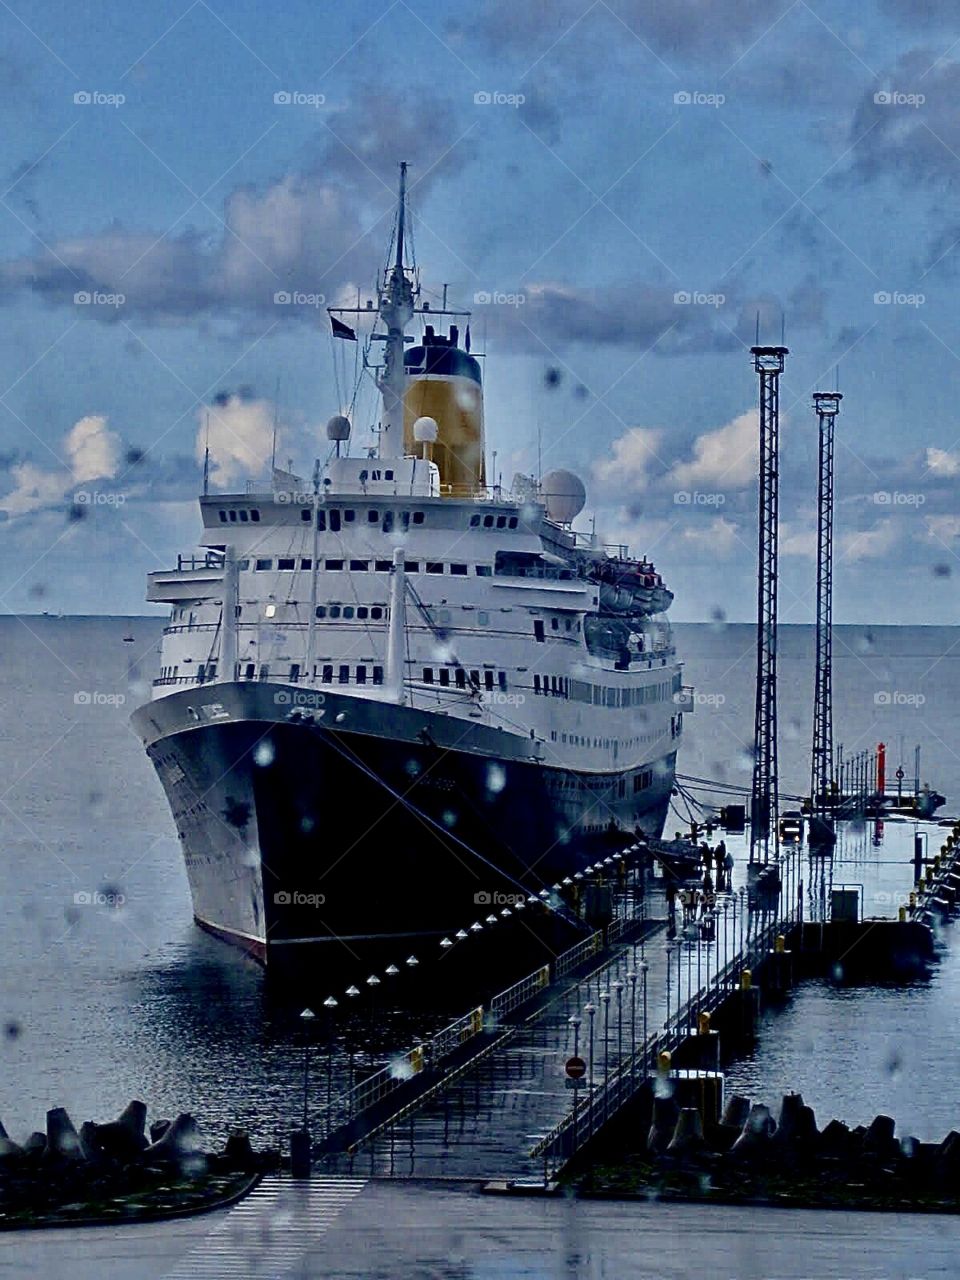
[330,315,357,341]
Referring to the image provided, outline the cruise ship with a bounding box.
[131,165,685,969]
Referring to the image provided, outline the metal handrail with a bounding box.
[490,965,550,1020]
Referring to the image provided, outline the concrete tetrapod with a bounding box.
[666,1108,706,1159]
[141,1114,204,1170]
[647,1096,681,1155]
[730,1104,777,1161]
[42,1108,85,1165]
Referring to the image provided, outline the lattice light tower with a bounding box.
[810,391,842,816]
[750,345,788,865]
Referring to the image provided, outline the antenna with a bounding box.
[810,388,842,832]
[270,377,280,474]
[202,412,210,496]
[537,420,543,488]
[755,310,760,346]
[395,160,407,276]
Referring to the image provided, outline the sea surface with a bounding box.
[0,616,958,1145]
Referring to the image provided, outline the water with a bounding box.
[0,616,957,1146]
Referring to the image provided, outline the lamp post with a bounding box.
[322,996,338,1132]
[739,886,747,955]
[613,979,624,1066]
[569,1014,582,1152]
[626,970,637,1079]
[599,990,611,1123]
[584,1003,597,1138]
[300,1007,316,1132]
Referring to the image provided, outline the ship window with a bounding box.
[496,516,506,528]
[455,668,467,688]
[373,666,384,685]
[301,509,311,522]
[251,510,260,522]
[326,559,343,571]
[423,668,434,683]
[344,509,355,523]
[551,617,559,630]
[534,674,541,694]
[338,665,349,683]
[229,510,237,522]
[508,516,518,529]
[342,606,354,619]
[484,671,494,691]
[371,607,383,620]
[321,665,333,683]
[356,666,367,684]
[329,509,340,532]
[375,559,392,571]
[255,558,272,570]
[218,510,227,522]
[315,606,326,618]
[239,509,249,522]
[478,611,489,626]
[258,664,269,680]
[350,559,369,571]
[426,562,444,574]
[470,514,481,527]
[237,559,250,570]
[208,663,216,679]
[439,669,450,687]
[470,670,480,687]
[278,558,295,570]
[565,618,572,631]
[301,558,312,570]
[412,511,424,524]
[357,606,368,619]
[368,509,378,523]
[245,663,255,679]
[483,514,494,528]
[476,565,492,576]
[400,510,410,530]
[382,511,394,533]
[385,470,394,481]
[290,663,300,682]
[534,620,545,642]
[329,606,341,618]
[317,510,326,530]
[438,609,452,625]
[450,563,467,576]
[197,664,205,683]
[406,560,419,572]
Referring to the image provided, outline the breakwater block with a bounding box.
[730,1104,776,1160]
[666,1108,705,1158]
[142,1113,204,1170]
[42,1108,85,1165]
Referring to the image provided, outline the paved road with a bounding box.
[4,1176,960,1279]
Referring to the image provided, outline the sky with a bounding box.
[0,0,958,622]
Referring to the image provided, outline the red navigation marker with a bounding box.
[565,1055,587,1080]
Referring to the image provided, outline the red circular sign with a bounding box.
[565,1055,587,1080]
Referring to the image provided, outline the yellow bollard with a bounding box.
[741,969,752,990]
[657,1050,672,1074]
[898,906,907,923]
[918,878,925,893]
[774,934,786,954]
[909,891,917,908]
[697,1011,711,1035]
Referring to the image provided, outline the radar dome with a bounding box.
[326,415,351,441]
[542,469,586,525]
[413,415,439,443]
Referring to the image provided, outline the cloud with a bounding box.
[678,515,739,555]
[592,427,665,492]
[838,519,899,562]
[666,410,759,491]
[926,446,960,476]
[925,514,960,542]
[197,395,278,487]
[781,520,817,557]
[65,415,121,485]
[0,461,68,518]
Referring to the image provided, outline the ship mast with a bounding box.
[378,161,415,460]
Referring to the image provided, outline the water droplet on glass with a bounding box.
[254,740,276,768]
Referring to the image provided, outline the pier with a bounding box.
[304,813,956,1186]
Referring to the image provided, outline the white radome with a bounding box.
[413,415,439,443]
[541,468,586,525]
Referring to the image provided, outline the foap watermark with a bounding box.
[273,90,326,108]
[473,90,525,107]
[674,90,725,108]
[674,689,725,707]
[874,290,925,307]
[673,290,725,308]
[474,290,525,307]
[874,90,925,108]
[873,490,925,506]
[74,90,125,107]
[275,689,326,708]
[874,690,926,707]
[73,489,126,507]
[74,690,126,707]
[74,889,126,907]
[275,490,316,505]
[274,890,326,907]
[274,290,325,307]
[474,890,526,906]
[481,691,526,707]
[674,490,725,506]
[873,890,913,907]
[74,290,125,308]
